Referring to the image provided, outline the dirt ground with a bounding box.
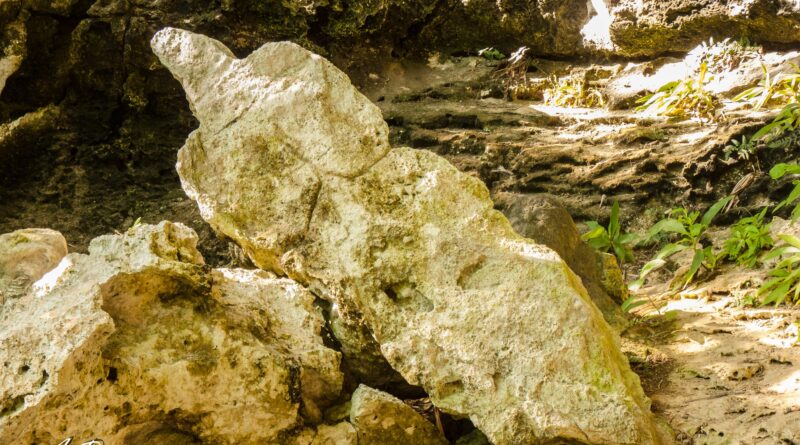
[625,266,800,444]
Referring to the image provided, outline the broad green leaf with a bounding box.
[648,218,688,238]
[621,295,647,312]
[656,242,689,260]
[701,196,733,227]
[684,249,705,286]
[778,234,800,249]
[769,163,800,180]
[762,281,791,306]
[609,200,621,239]
[581,226,606,241]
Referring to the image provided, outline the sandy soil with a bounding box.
[626,265,800,444]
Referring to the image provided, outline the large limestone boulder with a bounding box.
[0,222,343,444]
[0,228,67,303]
[153,28,671,444]
[350,385,448,445]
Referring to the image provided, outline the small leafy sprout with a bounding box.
[621,294,647,313]
[631,196,733,290]
[636,62,718,121]
[478,47,505,61]
[756,234,800,305]
[543,74,605,108]
[770,163,800,221]
[723,135,757,163]
[722,208,773,267]
[582,200,637,264]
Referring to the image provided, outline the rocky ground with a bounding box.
[5,1,800,444]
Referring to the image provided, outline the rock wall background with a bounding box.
[3,0,800,266]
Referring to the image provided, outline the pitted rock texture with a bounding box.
[0,221,343,445]
[610,0,800,57]
[153,27,672,444]
[350,385,448,445]
[0,227,66,303]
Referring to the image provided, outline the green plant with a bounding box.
[770,162,800,221]
[755,234,800,305]
[636,62,718,121]
[478,47,505,61]
[723,135,757,162]
[631,196,733,290]
[582,200,637,264]
[734,63,800,111]
[621,294,647,313]
[752,102,800,143]
[722,208,773,267]
[543,74,605,108]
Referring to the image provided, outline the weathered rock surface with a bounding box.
[0,228,67,303]
[0,221,343,444]
[494,193,628,328]
[154,27,671,444]
[350,385,448,445]
[610,0,800,57]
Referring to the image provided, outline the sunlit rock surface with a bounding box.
[0,228,66,303]
[610,0,800,56]
[0,222,343,444]
[153,27,672,444]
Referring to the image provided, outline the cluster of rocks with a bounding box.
[0,222,450,445]
[0,28,678,444]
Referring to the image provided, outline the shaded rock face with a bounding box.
[610,0,800,57]
[494,193,628,328]
[0,228,67,303]
[0,5,26,96]
[0,222,344,444]
[350,385,448,445]
[154,27,670,444]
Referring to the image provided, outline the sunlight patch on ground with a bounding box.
[674,336,721,354]
[768,370,800,394]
